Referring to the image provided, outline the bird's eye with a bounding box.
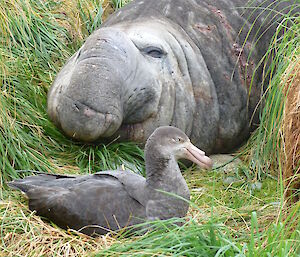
[172,137,183,143]
[142,46,165,58]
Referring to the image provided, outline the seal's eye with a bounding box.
[142,46,165,58]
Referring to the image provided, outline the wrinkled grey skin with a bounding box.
[48,0,291,153]
[9,127,212,236]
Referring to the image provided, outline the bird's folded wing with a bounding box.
[93,170,147,206]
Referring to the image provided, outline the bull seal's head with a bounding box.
[48,20,217,147]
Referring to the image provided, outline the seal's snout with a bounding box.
[56,95,122,142]
[47,26,163,143]
[47,28,132,142]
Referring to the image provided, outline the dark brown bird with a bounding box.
[8,126,212,236]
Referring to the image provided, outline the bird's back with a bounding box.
[9,172,147,235]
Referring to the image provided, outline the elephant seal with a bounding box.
[47,0,291,153]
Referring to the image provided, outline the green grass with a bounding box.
[110,0,131,9]
[0,0,145,184]
[242,1,299,180]
[97,221,242,256]
[3,169,298,256]
[94,169,299,256]
[0,0,299,256]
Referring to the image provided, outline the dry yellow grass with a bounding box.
[282,59,300,203]
[1,194,116,256]
[53,0,114,42]
[102,0,116,21]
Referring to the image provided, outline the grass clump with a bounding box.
[243,2,299,182]
[97,220,241,256]
[282,59,300,203]
[0,0,143,185]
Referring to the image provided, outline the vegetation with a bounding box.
[0,0,145,184]
[0,0,299,256]
[242,0,299,180]
[2,169,299,256]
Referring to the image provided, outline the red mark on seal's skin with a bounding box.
[208,5,234,38]
[194,24,216,34]
[231,42,255,89]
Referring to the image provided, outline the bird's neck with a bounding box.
[145,149,189,199]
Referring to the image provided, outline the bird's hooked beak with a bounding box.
[182,141,213,169]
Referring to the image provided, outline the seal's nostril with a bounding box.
[73,103,80,112]
[54,94,123,141]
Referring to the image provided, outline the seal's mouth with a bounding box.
[56,95,123,142]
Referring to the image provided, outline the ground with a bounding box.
[1,156,294,256]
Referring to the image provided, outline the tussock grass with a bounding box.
[0,0,144,184]
[243,1,299,181]
[282,60,300,203]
